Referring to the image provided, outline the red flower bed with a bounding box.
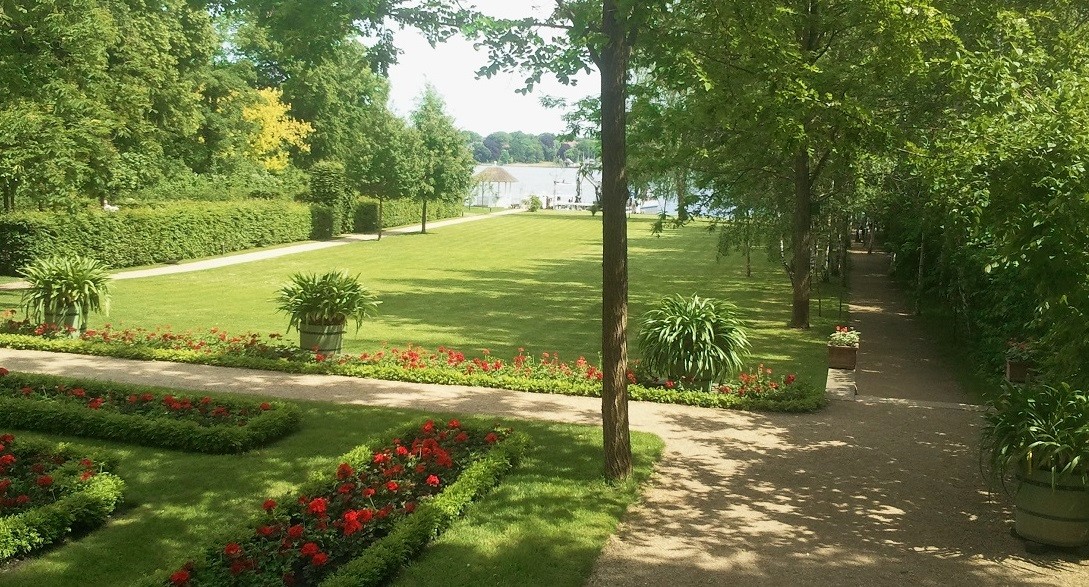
[0,433,104,516]
[168,419,511,586]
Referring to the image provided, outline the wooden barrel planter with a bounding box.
[827,344,858,370]
[43,307,83,338]
[1014,469,1089,547]
[299,322,346,355]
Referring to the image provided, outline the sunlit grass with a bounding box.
[0,212,842,385]
[0,399,663,587]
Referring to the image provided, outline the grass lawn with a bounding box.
[0,398,662,586]
[0,212,843,386]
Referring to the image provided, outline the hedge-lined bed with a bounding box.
[0,370,301,453]
[138,418,527,587]
[0,331,827,413]
[0,434,125,562]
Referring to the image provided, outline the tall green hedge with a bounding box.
[0,201,311,275]
[353,198,463,233]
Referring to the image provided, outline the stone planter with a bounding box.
[1005,359,1031,384]
[828,344,858,370]
[299,322,346,355]
[43,307,83,338]
[1014,469,1089,547]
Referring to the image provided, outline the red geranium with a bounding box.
[263,498,277,512]
[169,569,191,585]
[426,475,440,487]
[37,475,53,487]
[311,552,329,566]
[299,542,319,557]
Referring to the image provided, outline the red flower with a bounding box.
[373,452,388,464]
[311,552,329,566]
[404,502,416,513]
[257,525,277,537]
[395,445,409,457]
[361,487,376,498]
[224,542,243,557]
[229,560,248,575]
[169,569,191,585]
[0,434,12,443]
[287,524,305,540]
[0,367,8,377]
[336,463,354,480]
[0,454,15,466]
[80,470,95,481]
[127,394,138,404]
[20,386,32,396]
[664,380,675,389]
[454,432,469,443]
[37,475,53,488]
[447,419,460,429]
[72,387,86,398]
[142,393,154,402]
[299,542,319,557]
[260,402,272,411]
[88,398,105,410]
[422,420,435,434]
[307,497,328,517]
[785,374,797,385]
[16,494,30,504]
[386,481,399,492]
[484,432,498,444]
[263,498,277,512]
[426,475,440,487]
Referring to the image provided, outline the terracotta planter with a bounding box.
[828,344,858,370]
[1014,469,1089,547]
[1005,359,1031,384]
[299,322,345,355]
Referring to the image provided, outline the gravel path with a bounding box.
[0,239,1084,585]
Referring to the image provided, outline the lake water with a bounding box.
[471,164,675,214]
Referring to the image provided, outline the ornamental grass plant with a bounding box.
[19,255,111,327]
[275,271,380,332]
[637,295,750,390]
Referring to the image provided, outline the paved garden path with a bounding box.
[0,208,522,290]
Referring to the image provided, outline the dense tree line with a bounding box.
[463,130,598,164]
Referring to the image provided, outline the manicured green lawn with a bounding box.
[0,212,842,385]
[0,399,662,587]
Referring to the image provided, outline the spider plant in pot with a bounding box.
[274,271,380,355]
[20,255,111,337]
[982,381,1089,547]
[637,294,750,391]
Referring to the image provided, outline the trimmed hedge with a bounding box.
[353,198,463,233]
[0,334,827,412]
[0,372,301,453]
[0,440,126,562]
[0,201,312,275]
[135,419,527,587]
[310,204,341,240]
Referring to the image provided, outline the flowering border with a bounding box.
[0,332,826,413]
[139,419,526,587]
[0,435,125,562]
[0,370,301,454]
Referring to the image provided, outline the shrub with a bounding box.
[527,195,542,212]
[146,419,526,587]
[0,434,125,561]
[308,161,353,234]
[982,382,1089,484]
[310,204,341,240]
[352,198,462,232]
[0,370,301,453]
[637,295,750,390]
[19,255,111,331]
[0,201,312,276]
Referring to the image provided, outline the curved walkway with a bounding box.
[0,348,1084,586]
[0,208,523,289]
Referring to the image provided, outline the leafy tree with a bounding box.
[241,88,313,172]
[410,85,474,233]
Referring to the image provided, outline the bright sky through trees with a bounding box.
[386,0,598,135]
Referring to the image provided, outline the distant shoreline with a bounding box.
[476,162,572,169]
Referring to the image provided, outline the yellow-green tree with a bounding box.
[241,88,313,172]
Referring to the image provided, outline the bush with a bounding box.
[0,371,301,453]
[637,295,750,390]
[352,198,463,233]
[308,161,353,234]
[0,435,125,562]
[310,204,341,240]
[0,201,312,275]
[527,195,542,212]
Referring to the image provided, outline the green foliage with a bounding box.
[527,195,542,212]
[0,372,301,453]
[275,271,380,332]
[637,295,750,388]
[0,472,125,562]
[310,204,341,240]
[19,256,111,326]
[308,160,353,233]
[982,382,1089,484]
[0,201,312,275]
[352,198,462,233]
[411,86,475,208]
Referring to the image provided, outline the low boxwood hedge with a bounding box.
[0,371,301,453]
[0,436,125,562]
[136,418,527,586]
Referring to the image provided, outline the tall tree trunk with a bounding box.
[600,0,633,482]
[674,169,688,222]
[421,199,428,234]
[790,145,813,328]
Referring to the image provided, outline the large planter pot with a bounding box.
[828,344,858,370]
[1005,359,1032,384]
[298,321,345,355]
[1014,469,1089,547]
[43,307,83,338]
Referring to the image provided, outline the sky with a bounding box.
[385,1,599,136]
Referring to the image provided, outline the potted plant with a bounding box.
[1004,339,1034,383]
[274,271,380,355]
[636,294,750,391]
[827,326,860,370]
[982,382,1089,548]
[19,255,111,337]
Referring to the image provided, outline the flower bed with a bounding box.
[0,319,825,412]
[145,419,526,587]
[0,433,125,561]
[0,369,301,453]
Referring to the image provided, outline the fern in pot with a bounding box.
[275,271,380,355]
[637,294,750,391]
[982,381,1089,547]
[20,255,111,337]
